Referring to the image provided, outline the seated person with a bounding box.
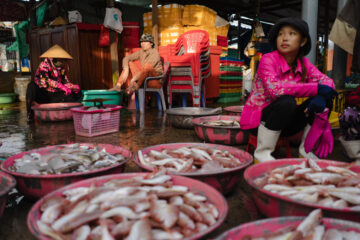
[240,17,337,162]
[109,33,163,94]
[26,45,81,121]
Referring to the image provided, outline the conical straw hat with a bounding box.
[40,44,73,59]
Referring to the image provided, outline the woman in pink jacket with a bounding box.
[240,18,337,162]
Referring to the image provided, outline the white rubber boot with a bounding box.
[254,123,281,163]
[299,124,319,159]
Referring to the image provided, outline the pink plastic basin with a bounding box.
[133,143,253,195]
[27,173,228,240]
[0,171,16,218]
[1,143,131,199]
[32,102,83,121]
[244,158,360,221]
[224,105,243,116]
[215,215,360,240]
[192,115,249,145]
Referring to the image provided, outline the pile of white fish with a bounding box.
[138,145,243,173]
[36,174,219,240]
[10,143,126,175]
[244,209,360,239]
[201,120,240,127]
[254,159,360,210]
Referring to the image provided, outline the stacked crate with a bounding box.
[143,4,184,46]
[217,36,228,57]
[143,4,226,46]
[215,15,229,56]
[182,5,217,46]
[217,57,244,103]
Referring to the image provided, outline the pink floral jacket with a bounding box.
[35,58,80,95]
[240,50,335,130]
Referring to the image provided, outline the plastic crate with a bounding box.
[82,90,123,107]
[71,105,122,137]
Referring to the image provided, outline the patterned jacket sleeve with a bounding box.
[303,58,335,89]
[257,54,318,99]
[122,50,141,69]
[35,62,51,89]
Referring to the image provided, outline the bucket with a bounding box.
[14,76,31,102]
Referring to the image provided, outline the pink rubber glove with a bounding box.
[315,121,333,158]
[59,84,71,95]
[304,109,329,153]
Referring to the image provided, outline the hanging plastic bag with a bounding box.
[68,10,82,23]
[98,25,110,47]
[242,68,253,99]
[103,7,123,34]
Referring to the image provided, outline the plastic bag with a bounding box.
[103,7,123,34]
[98,25,110,47]
[68,10,82,23]
[339,107,360,140]
[242,68,253,99]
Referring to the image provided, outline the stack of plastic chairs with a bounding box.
[166,30,211,107]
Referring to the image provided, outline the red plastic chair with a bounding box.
[167,30,211,107]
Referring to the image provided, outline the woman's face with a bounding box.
[53,58,64,67]
[276,25,307,56]
[141,41,153,51]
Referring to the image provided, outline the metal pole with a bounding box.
[301,0,318,64]
[332,0,348,89]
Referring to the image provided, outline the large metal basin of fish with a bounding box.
[0,171,16,218]
[166,107,222,129]
[1,143,131,199]
[244,158,360,221]
[215,213,360,239]
[27,173,228,240]
[192,115,249,145]
[32,102,83,121]
[224,105,244,116]
[133,142,253,195]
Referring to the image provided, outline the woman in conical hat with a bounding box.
[26,44,81,122]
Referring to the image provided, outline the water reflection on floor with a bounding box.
[0,102,347,239]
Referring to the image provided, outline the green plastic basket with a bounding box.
[220,66,243,72]
[82,90,123,106]
[220,76,243,81]
[217,96,242,104]
[219,92,242,98]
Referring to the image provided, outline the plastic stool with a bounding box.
[246,133,292,158]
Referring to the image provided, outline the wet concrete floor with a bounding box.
[0,101,348,239]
